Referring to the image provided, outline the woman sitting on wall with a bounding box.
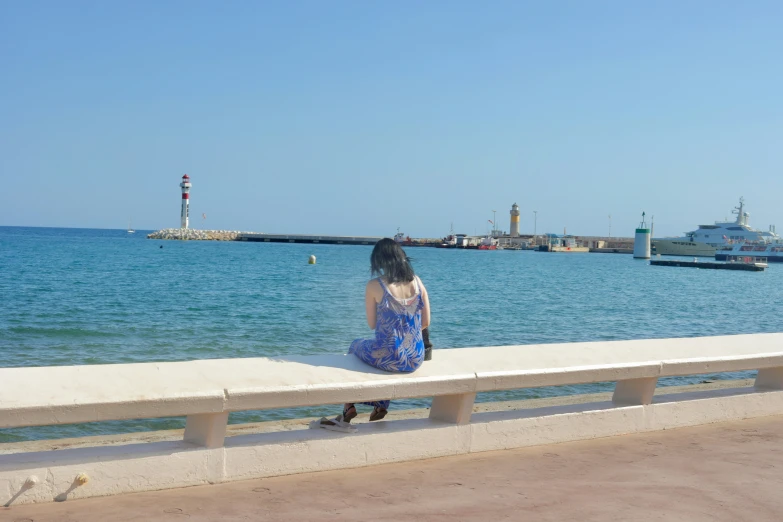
[314,238,431,432]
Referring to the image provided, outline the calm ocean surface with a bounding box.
[1,226,781,442]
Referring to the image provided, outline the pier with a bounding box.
[148,229,640,252]
[147,228,243,241]
[236,233,383,245]
[650,259,766,271]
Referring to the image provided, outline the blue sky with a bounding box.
[1,1,781,237]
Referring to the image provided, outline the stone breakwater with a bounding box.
[147,228,247,241]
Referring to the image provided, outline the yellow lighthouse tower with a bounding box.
[510,203,520,237]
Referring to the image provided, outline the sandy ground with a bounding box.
[3,413,781,522]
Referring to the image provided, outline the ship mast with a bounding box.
[733,197,746,226]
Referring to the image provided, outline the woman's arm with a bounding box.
[364,279,382,329]
[419,278,431,329]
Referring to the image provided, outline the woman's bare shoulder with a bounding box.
[365,279,383,301]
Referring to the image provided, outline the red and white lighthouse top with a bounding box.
[182,174,190,180]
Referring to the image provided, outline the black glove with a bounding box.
[423,327,433,361]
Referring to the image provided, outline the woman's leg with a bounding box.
[340,400,388,423]
[342,403,357,422]
[361,400,389,421]
[347,339,399,420]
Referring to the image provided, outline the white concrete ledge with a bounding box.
[474,362,662,392]
[660,353,783,376]
[2,333,783,505]
[3,333,782,429]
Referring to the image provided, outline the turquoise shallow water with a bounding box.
[1,226,781,442]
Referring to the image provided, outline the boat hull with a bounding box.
[716,252,783,262]
[652,239,716,257]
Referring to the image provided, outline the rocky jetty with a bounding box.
[147,228,246,241]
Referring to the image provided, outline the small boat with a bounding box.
[715,240,783,263]
[437,224,460,248]
[478,235,498,250]
[393,229,412,244]
[127,219,135,234]
[437,236,458,248]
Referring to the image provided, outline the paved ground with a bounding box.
[3,415,782,522]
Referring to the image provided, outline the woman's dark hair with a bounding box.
[370,238,415,283]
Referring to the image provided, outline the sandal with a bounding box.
[309,416,357,434]
[342,404,357,423]
[369,406,388,422]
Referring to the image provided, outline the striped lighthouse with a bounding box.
[509,203,520,237]
[180,174,191,229]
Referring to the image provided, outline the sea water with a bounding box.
[1,226,781,442]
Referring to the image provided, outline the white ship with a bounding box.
[652,198,779,257]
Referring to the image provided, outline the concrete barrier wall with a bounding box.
[2,333,783,506]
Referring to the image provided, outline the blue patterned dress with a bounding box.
[349,277,425,409]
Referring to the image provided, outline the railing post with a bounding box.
[612,377,658,406]
[184,412,229,448]
[429,393,476,424]
[755,367,783,390]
